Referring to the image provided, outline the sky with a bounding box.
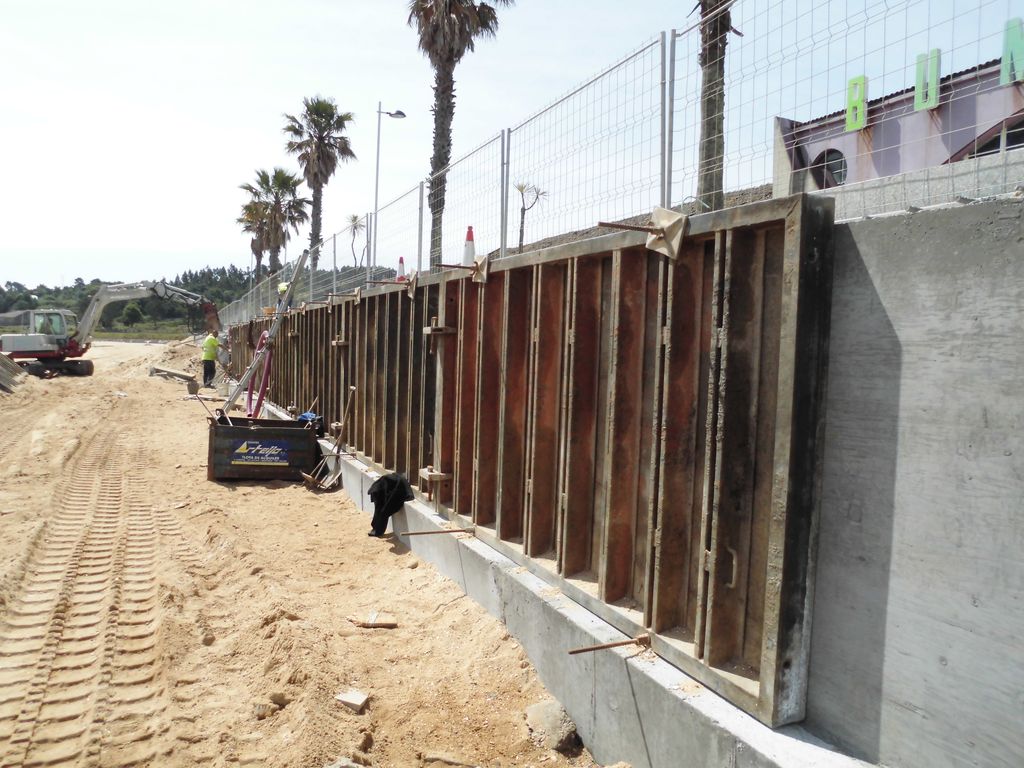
[0,0,688,288]
[2,0,1014,288]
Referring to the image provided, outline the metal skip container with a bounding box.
[207,416,317,481]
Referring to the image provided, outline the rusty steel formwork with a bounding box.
[227,194,835,726]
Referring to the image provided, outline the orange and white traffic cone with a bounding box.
[397,256,406,282]
[463,226,475,266]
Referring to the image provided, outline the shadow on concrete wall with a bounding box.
[805,225,901,763]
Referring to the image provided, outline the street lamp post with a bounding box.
[373,101,406,273]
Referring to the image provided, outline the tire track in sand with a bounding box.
[0,412,37,467]
[0,428,166,767]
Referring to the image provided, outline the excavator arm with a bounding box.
[73,281,221,351]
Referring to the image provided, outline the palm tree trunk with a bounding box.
[255,254,263,281]
[428,63,456,269]
[350,231,358,267]
[309,182,323,271]
[697,0,730,212]
[518,205,527,253]
[424,61,456,461]
[269,247,282,274]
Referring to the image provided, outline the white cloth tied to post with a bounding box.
[645,207,689,260]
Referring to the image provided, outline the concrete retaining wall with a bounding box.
[338,456,867,768]
[323,196,1022,768]
[807,197,1024,768]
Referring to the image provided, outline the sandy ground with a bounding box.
[0,342,604,768]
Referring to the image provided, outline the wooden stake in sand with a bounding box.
[348,611,398,629]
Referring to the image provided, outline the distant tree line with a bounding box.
[0,266,251,330]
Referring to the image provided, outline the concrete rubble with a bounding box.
[525,700,579,752]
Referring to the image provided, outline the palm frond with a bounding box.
[407,0,514,67]
[283,96,356,189]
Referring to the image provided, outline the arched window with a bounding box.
[968,115,1024,159]
[809,149,848,189]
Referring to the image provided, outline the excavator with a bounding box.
[0,281,220,377]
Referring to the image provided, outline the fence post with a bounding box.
[666,29,677,209]
[417,181,425,274]
[500,129,510,259]
[365,212,372,285]
[659,30,668,208]
[332,235,337,296]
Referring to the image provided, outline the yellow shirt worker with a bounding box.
[201,332,220,388]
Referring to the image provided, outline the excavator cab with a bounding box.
[0,309,88,374]
[32,310,72,339]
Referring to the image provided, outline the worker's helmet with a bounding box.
[278,282,289,294]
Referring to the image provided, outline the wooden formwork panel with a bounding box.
[651,238,711,641]
[496,270,531,542]
[370,296,383,463]
[454,282,480,518]
[600,249,648,606]
[384,293,398,471]
[524,263,565,558]
[394,293,411,477]
[434,280,460,505]
[409,288,428,490]
[559,260,602,577]
[222,194,833,728]
[472,274,504,526]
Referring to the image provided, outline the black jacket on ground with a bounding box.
[367,473,414,536]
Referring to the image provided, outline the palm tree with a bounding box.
[240,168,310,274]
[514,182,546,253]
[697,0,732,211]
[407,0,514,267]
[346,214,366,267]
[284,97,356,271]
[237,200,271,280]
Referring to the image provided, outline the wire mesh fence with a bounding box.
[374,184,422,275]
[337,214,372,275]
[507,37,665,253]
[221,1,1024,328]
[668,0,1024,215]
[218,215,376,328]
[426,133,505,265]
